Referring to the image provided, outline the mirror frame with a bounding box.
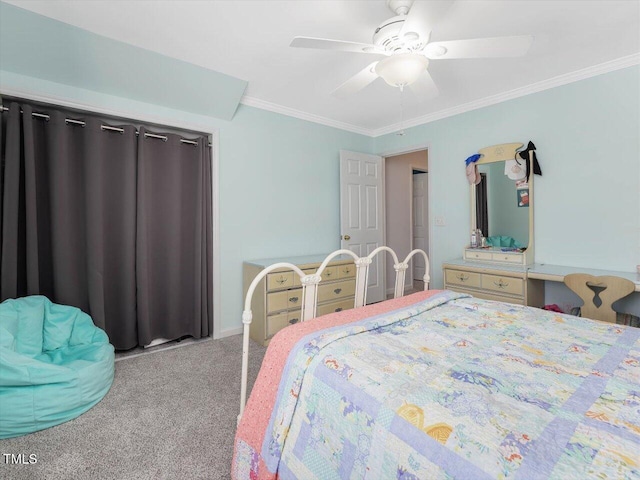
[470,142,535,265]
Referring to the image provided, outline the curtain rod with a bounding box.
[1,105,212,147]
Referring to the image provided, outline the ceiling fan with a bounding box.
[290,0,534,99]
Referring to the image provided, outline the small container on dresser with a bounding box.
[243,254,357,346]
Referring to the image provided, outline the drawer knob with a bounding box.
[276,275,286,285]
[334,288,342,295]
[457,274,469,282]
[343,268,350,274]
[494,280,509,289]
[325,271,332,277]
[289,296,299,303]
[289,318,299,324]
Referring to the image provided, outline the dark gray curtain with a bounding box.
[0,101,213,350]
[136,127,212,346]
[475,173,489,238]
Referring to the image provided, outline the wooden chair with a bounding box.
[564,274,635,323]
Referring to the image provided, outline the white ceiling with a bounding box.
[6,0,640,135]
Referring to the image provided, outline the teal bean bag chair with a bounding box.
[0,296,114,439]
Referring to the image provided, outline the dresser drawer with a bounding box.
[482,274,524,296]
[468,289,525,305]
[266,310,301,338]
[337,263,356,279]
[445,269,482,289]
[321,266,338,282]
[246,256,362,347]
[318,279,356,302]
[317,298,354,317]
[267,288,303,313]
[465,250,492,261]
[267,271,295,290]
[491,253,522,264]
[447,284,526,305]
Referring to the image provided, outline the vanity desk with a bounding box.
[528,264,640,292]
[447,141,639,310]
[445,142,544,306]
[443,260,640,308]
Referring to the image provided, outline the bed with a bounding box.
[233,248,640,479]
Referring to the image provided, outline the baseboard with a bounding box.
[115,336,213,362]
[216,326,243,339]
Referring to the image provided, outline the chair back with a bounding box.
[564,274,635,323]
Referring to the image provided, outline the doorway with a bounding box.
[384,150,429,296]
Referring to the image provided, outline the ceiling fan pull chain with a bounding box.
[397,86,406,136]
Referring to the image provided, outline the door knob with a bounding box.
[342,235,351,241]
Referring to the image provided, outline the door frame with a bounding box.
[410,166,428,289]
[380,143,433,290]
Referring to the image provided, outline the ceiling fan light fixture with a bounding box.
[375,53,429,87]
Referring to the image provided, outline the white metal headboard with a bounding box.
[238,246,430,422]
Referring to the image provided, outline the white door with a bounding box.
[412,172,429,282]
[340,150,385,303]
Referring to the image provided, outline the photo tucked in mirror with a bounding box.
[475,162,529,248]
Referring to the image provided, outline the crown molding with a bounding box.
[5,52,637,140]
[371,53,640,137]
[239,95,372,137]
[241,54,639,138]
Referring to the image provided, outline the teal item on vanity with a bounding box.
[0,296,114,439]
[485,235,524,248]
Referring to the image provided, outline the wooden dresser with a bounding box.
[443,259,544,307]
[243,254,357,346]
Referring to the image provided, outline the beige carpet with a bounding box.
[0,335,266,480]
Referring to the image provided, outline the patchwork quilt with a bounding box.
[233,290,640,479]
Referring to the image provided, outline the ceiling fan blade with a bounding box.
[331,62,380,98]
[408,70,439,101]
[424,35,534,59]
[290,36,383,54]
[400,0,454,41]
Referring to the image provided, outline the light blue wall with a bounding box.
[217,107,372,332]
[2,67,639,325]
[374,65,640,315]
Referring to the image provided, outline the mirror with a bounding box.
[476,162,529,247]
[469,142,535,264]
